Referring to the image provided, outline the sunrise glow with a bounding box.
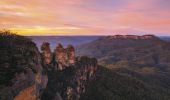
[0,0,170,36]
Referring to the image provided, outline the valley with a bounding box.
[1,32,170,100]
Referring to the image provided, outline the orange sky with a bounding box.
[0,0,170,36]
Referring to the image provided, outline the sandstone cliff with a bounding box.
[41,42,53,65]
[41,43,98,100]
[0,31,98,100]
[54,43,76,70]
[0,31,48,100]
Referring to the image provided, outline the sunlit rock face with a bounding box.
[41,43,76,71]
[41,42,53,65]
[0,32,48,100]
[54,44,75,70]
[0,32,98,100]
[14,84,37,100]
[54,43,68,70]
[40,42,98,100]
[67,45,75,65]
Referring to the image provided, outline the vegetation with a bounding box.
[1,32,170,100]
[77,36,170,100]
[41,66,76,100]
[80,66,170,100]
[0,31,38,85]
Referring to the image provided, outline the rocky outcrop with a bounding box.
[41,42,53,65]
[0,31,98,100]
[41,43,76,71]
[67,45,75,65]
[64,56,98,100]
[40,43,98,100]
[41,56,98,100]
[54,44,75,70]
[0,32,48,100]
[54,44,68,70]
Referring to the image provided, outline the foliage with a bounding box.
[80,66,170,100]
[0,31,38,85]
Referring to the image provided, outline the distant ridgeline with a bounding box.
[0,31,98,100]
[2,31,170,100]
[103,34,158,40]
[76,34,170,100]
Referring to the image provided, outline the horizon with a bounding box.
[26,35,170,37]
[25,34,170,37]
[0,0,170,36]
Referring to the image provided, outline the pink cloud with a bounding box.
[0,0,170,35]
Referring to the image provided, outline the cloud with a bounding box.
[0,0,170,35]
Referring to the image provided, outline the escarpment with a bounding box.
[0,32,98,100]
[104,35,159,40]
[0,32,48,100]
[41,43,98,100]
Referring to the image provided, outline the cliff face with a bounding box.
[41,43,98,100]
[105,35,159,40]
[41,42,53,65]
[41,43,76,71]
[54,44,75,70]
[76,34,169,64]
[0,32,98,100]
[0,32,48,100]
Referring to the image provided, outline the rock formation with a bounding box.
[41,42,53,65]
[67,45,75,65]
[0,32,48,100]
[41,43,98,100]
[40,43,76,71]
[0,31,98,100]
[54,43,68,70]
[54,44,75,70]
[41,56,98,100]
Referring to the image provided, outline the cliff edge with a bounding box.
[0,31,98,100]
[0,31,48,100]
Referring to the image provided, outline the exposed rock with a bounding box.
[0,31,98,100]
[67,45,75,65]
[14,84,37,100]
[0,32,48,100]
[41,55,98,100]
[54,44,75,70]
[54,43,67,70]
[41,42,53,65]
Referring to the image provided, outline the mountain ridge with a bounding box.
[101,34,159,40]
[0,31,98,100]
[76,34,170,100]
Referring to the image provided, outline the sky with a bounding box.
[0,0,170,36]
